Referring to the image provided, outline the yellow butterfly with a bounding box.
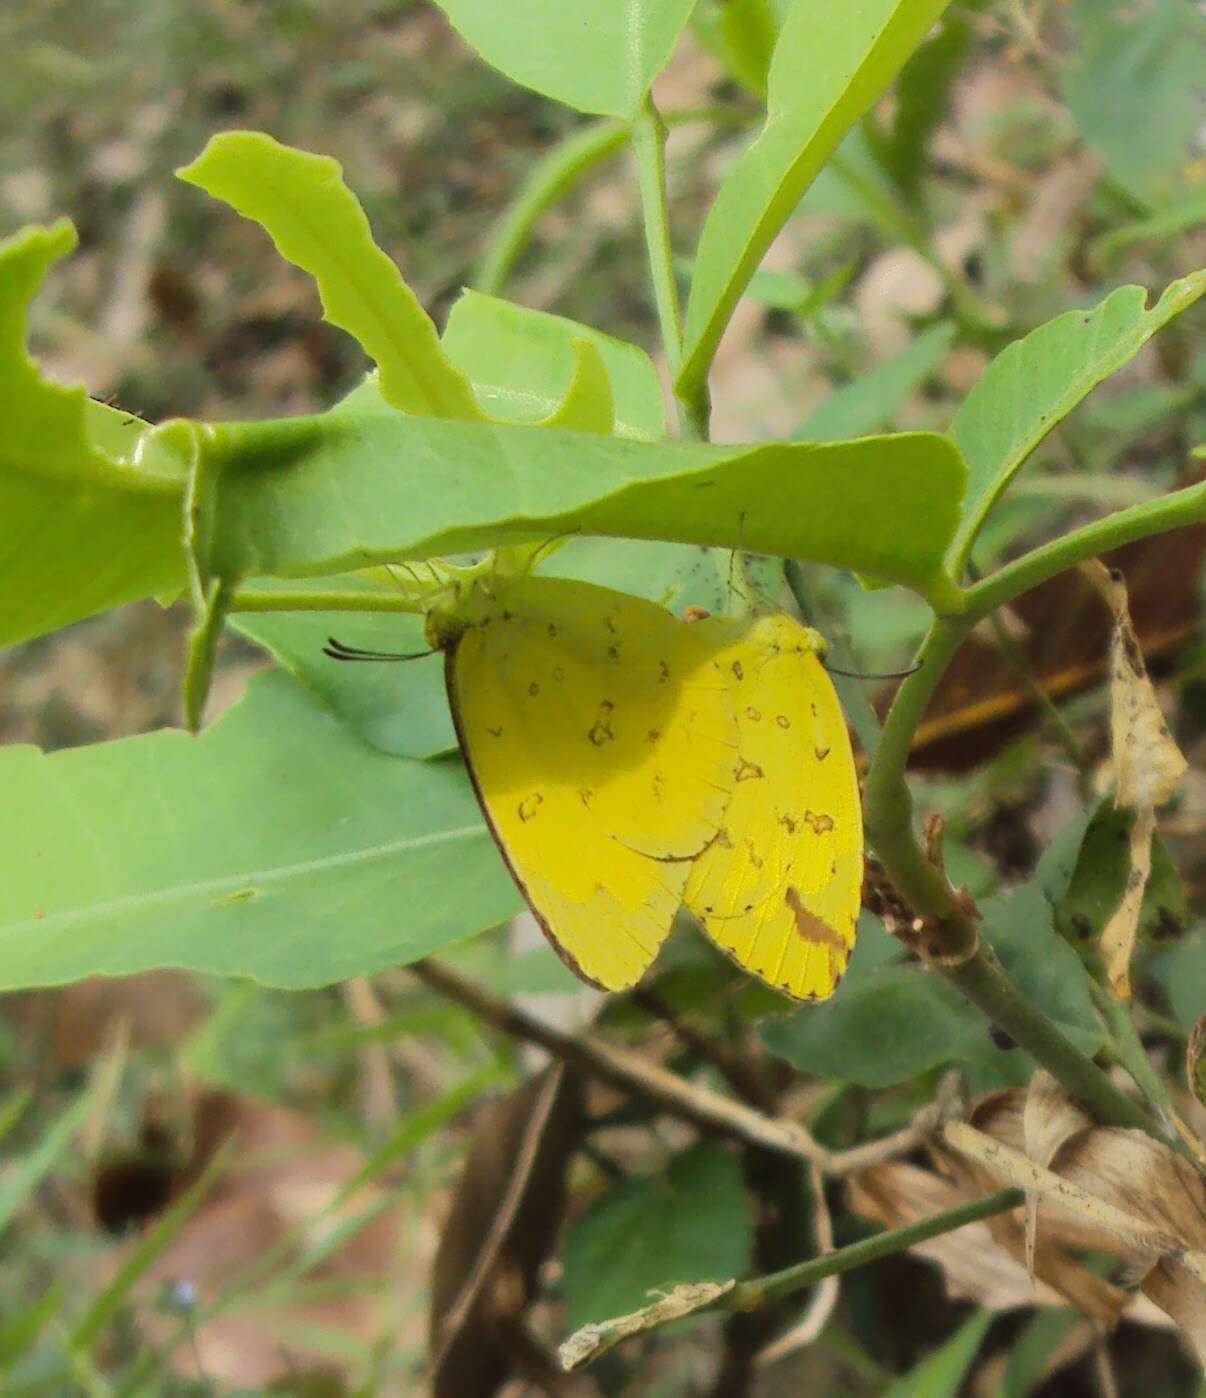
[427,572,862,1000]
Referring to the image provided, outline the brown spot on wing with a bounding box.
[731,660,744,681]
[776,714,791,729]
[517,793,544,823]
[801,810,835,835]
[734,759,764,782]
[785,887,848,962]
[814,745,830,761]
[588,701,615,746]
[745,706,762,721]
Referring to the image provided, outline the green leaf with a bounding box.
[759,962,1007,1087]
[1033,808,1096,905]
[1061,0,1206,207]
[170,412,965,608]
[0,1281,64,1370]
[539,339,616,433]
[1053,798,1188,949]
[431,0,698,117]
[233,578,455,761]
[1144,926,1206,1029]
[0,669,519,991]
[691,0,781,96]
[0,223,187,647]
[794,323,954,441]
[177,132,482,420]
[677,0,953,400]
[0,1088,95,1232]
[882,1308,993,1398]
[1090,190,1206,268]
[442,291,664,438]
[948,271,1206,574]
[561,1142,754,1330]
[475,119,630,296]
[982,883,1104,1057]
[997,1309,1082,1398]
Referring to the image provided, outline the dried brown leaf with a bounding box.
[1080,561,1188,996]
[430,1066,583,1398]
[943,1085,1206,1360]
[1188,1012,1206,1111]
[847,1160,1075,1311]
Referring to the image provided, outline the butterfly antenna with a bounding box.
[323,637,433,662]
[824,659,923,680]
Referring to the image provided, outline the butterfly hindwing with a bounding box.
[684,613,863,999]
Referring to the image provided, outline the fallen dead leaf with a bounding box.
[430,1065,583,1398]
[937,1085,1206,1365]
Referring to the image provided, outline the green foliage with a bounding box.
[430,0,698,117]
[442,290,665,437]
[561,1142,754,1329]
[1053,798,1188,949]
[949,273,1206,574]
[678,0,953,398]
[760,962,1014,1088]
[0,670,518,989]
[794,321,954,441]
[0,224,186,647]
[179,132,484,421]
[1060,0,1206,207]
[880,1308,993,1398]
[4,3,1206,1387]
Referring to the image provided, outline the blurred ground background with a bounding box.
[2,1,1206,1393]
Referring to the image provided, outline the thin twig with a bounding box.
[629,985,775,1110]
[410,959,958,1177]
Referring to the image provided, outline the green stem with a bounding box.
[963,478,1206,621]
[1088,978,1179,1130]
[632,96,701,440]
[228,586,425,613]
[475,105,752,299]
[983,602,1086,770]
[733,1188,1022,1307]
[862,616,972,887]
[476,118,628,296]
[862,615,1164,1139]
[942,952,1156,1135]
